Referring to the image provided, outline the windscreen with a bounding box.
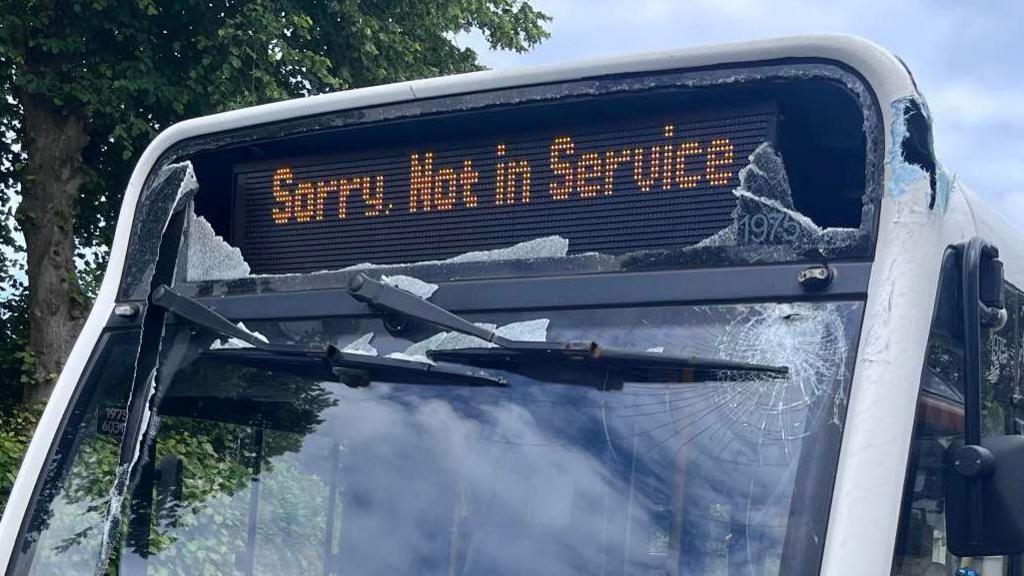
[15,301,862,575]
[13,64,878,575]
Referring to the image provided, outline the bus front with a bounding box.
[3,37,906,575]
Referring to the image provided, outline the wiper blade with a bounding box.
[150,285,505,388]
[346,274,788,384]
[430,344,785,389]
[429,342,785,377]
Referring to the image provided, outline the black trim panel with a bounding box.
[185,261,871,322]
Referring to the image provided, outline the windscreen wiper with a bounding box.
[346,274,788,387]
[149,284,505,388]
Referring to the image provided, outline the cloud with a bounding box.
[996,191,1024,220]
[463,1,1024,225]
[928,84,1024,129]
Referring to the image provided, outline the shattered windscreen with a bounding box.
[14,301,861,575]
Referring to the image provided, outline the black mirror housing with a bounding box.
[945,434,1024,556]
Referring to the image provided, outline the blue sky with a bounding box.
[462,0,1024,221]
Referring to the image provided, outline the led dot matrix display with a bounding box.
[235,105,776,273]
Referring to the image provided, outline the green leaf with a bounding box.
[0,0,550,410]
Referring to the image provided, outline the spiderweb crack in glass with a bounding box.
[714,303,848,443]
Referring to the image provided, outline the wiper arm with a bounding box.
[346,274,788,385]
[149,285,505,388]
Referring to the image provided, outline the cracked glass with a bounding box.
[17,64,881,576]
[14,301,863,575]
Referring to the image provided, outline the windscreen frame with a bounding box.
[117,58,884,302]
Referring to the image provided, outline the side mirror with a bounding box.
[944,237,1024,556]
[946,436,1024,556]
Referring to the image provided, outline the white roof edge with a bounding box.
[154,33,914,153]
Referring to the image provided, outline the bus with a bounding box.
[1,34,1022,575]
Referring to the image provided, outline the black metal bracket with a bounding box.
[960,237,1004,448]
[954,237,1005,547]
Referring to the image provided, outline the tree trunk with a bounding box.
[14,93,90,404]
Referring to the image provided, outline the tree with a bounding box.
[0,0,550,403]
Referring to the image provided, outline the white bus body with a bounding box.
[2,35,1021,575]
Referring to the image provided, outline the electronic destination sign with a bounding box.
[233,105,777,274]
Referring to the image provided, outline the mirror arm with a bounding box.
[957,237,1004,546]
[960,238,1005,446]
[960,238,991,447]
